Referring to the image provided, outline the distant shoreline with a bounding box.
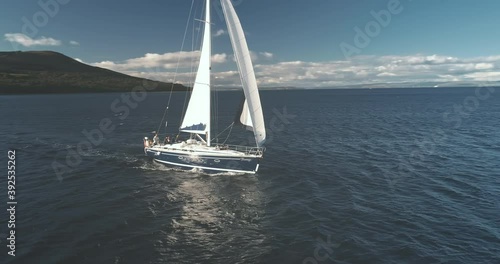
[2,51,498,95]
[1,86,497,95]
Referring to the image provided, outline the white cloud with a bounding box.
[91,51,228,72]
[248,51,274,62]
[214,29,226,37]
[259,52,274,59]
[211,53,228,64]
[250,54,500,88]
[4,33,61,47]
[475,63,494,70]
[464,71,500,81]
[377,72,397,77]
[90,52,500,88]
[480,55,500,62]
[69,40,80,46]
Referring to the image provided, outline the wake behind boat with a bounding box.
[143,0,266,174]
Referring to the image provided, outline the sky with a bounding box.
[1,0,500,88]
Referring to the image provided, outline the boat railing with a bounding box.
[214,144,265,156]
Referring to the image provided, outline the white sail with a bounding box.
[237,99,254,131]
[221,0,266,147]
[180,0,211,142]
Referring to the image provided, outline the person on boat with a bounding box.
[144,137,150,148]
[164,136,171,145]
[153,134,159,146]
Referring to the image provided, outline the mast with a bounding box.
[206,0,211,147]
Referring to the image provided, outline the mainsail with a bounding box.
[221,0,266,147]
[180,0,211,141]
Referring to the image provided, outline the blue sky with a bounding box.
[2,0,500,87]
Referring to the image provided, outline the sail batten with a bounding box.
[221,0,266,147]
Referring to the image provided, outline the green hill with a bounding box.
[0,50,187,94]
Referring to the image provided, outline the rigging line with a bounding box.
[216,87,219,136]
[181,4,198,124]
[177,5,199,140]
[156,0,196,135]
[221,122,235,145]
[212,82,218,138]
[212,122,234,141]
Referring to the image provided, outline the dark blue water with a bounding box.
[1,88,499,263]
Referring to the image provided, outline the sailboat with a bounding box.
[143,0,266,174]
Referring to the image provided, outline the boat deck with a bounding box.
[147,141,264,158]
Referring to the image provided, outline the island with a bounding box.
[0,51,188,94]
